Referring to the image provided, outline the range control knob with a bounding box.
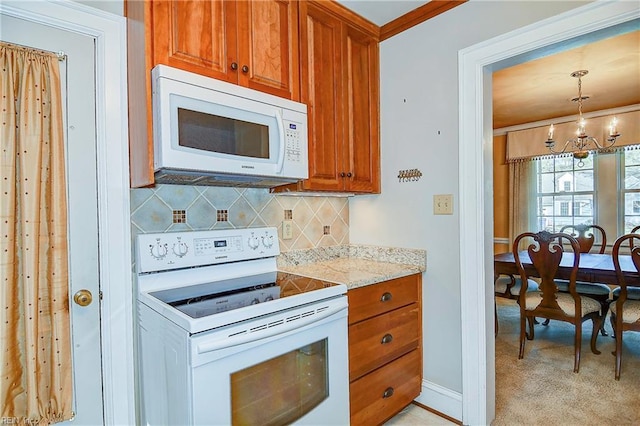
[248,236,260,250]
[262,234,274,248]
[149,241,168,260]
[251,298,260,305]
[172,240,189,257]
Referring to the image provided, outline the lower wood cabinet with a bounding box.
[347,274,422,425]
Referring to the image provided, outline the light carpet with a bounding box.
[494,298,640,425]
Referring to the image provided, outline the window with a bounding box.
[560,202,569,216]
[622,149,640,232]
[533,148,640,241]
[573,201,582,216]
[536,155,594,233]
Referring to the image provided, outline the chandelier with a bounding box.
[544,70,620,166]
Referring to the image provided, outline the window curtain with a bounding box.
[0,42,72,424]
[508,159,535,251]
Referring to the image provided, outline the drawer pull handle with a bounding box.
[380,292,392,302]
[383,387,394,399]
[381,334,393,344]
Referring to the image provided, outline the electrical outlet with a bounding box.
[282,220,293,240]
[434,194,453,215]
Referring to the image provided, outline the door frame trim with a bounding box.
[459,2,640,424]
[0,1,134,424]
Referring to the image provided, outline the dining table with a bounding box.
[494,251,640,286]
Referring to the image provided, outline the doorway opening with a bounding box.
[459,2,640,424]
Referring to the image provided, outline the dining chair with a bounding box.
[559,224,607,254]
[556,224,612,336]
[494,273,539,335]
[610,233,640,380]
[513,230,602,373]
[610,225,640,311]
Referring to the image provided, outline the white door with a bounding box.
[1,16,104,425]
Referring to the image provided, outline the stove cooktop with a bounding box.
[140,270,346,333]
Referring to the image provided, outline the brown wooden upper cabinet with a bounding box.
[151,0,300,100]
[275,1,381,194]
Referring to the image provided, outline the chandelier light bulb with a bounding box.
[609,117,619,137]
[577,118,586,137]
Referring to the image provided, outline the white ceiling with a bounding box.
[493,30,640,129]
[334,0,429,26]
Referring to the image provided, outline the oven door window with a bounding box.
[230,339,328,426]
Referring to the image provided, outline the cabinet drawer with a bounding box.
[348,274,419,325]
[349,304,419,381]
[349,349,421,426]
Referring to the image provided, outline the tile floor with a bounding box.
[384,403,458,425]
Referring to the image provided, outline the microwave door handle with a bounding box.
[275,110,285,173]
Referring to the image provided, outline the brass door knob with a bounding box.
[73,289,93,307]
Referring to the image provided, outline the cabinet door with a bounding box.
[344,25,380,193]
[152,0,238,84]
[237,0,300,100]
[298,2,346,191]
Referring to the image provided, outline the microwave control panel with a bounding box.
[284,122,302,162]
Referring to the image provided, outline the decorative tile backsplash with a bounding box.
[130,185,349,251]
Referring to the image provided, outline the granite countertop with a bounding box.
[277,244,426,290]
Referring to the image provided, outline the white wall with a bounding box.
[73,0,122,16]
[349,0,590,398]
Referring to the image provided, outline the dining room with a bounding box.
[491,24,640,424]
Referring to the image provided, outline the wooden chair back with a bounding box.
[629,225,640,250]
[611,233,640,379]
[559,224,607,254]
[513,230,581,318]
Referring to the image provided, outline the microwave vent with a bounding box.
[154,169,298,189]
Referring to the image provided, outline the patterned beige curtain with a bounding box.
[508,160,535,251]
[0,42,72,424]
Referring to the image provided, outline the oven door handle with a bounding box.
[196,304,345,353]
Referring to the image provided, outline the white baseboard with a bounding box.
[414,379,462,423]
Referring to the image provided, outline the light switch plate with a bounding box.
[282,220,293,240]
[434,194,453,215]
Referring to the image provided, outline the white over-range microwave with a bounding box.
[151,65,308,187]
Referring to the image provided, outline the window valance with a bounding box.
[506,109,640,163]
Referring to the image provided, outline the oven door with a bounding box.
[190,297,349,425]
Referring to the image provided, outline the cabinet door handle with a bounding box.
[347,172,353,178]
[242,65,249,73]
[340,172,346,178]
[230,62,238,71]
[380,292,392,302]
[381,333,393,344]
[382,387,394,399]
